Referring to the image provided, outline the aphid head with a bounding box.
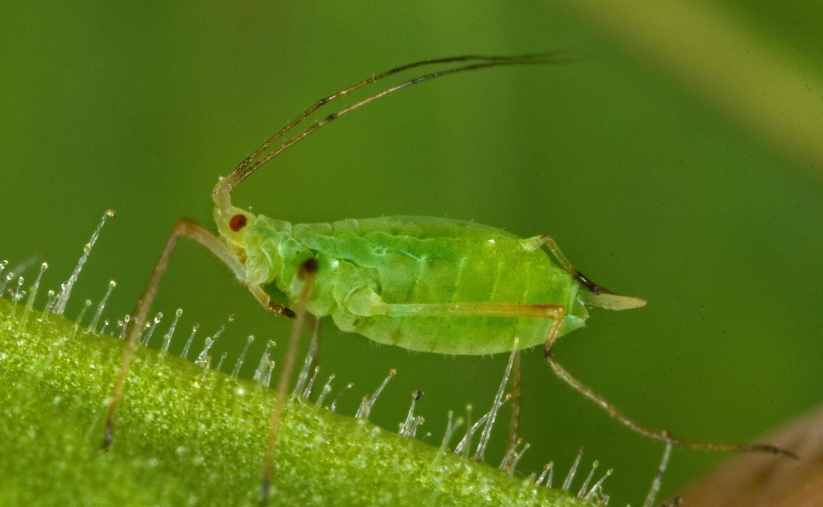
[214,204,256,249]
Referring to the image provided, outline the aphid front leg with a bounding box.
[103,218,246,449]
[542,321,796,457]
[247,283,322,350]
[247,283,296,319]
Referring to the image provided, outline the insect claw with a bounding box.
[763,444,799,459]
[260,478,272,507]
[267,301,296,318]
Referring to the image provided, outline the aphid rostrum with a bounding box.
[101,53,792,501]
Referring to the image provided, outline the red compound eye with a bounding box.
[229,214,247,232]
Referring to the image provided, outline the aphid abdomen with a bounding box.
[387,242,580,354]
[292,216,588,355]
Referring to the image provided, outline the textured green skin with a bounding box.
[218,207,588,355]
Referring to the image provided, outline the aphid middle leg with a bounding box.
[103,218,245,449]
[506,350,522,470]
[542,327,795,457]
[261,259,317,505]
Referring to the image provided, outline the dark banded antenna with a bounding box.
[213,51,577,204]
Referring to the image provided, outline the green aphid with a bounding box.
[102,52,791,502]
[217,211,640,356]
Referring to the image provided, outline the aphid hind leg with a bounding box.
[523,234,613,295]
[103,218,246,449]
[542,330,796,458]
[378,302,565,322]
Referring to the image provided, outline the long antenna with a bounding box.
[213,51,576,203]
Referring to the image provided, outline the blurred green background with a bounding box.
[2,1,822,504]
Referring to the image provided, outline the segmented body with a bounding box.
[220,208,589,355]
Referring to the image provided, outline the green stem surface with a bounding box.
[0,298,593,507]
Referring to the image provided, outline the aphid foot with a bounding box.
[259,478,271,507]
[102,426,113,451]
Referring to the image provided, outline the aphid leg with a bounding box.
[378,301,565,462]
[542,325,796,458]
[260,259,317,506]
[103,218,245,449]
[379,302,565,321]
[523,234,614,295]
[506,350,522,470]
[247,282,320,343]
[247,283,296,319]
